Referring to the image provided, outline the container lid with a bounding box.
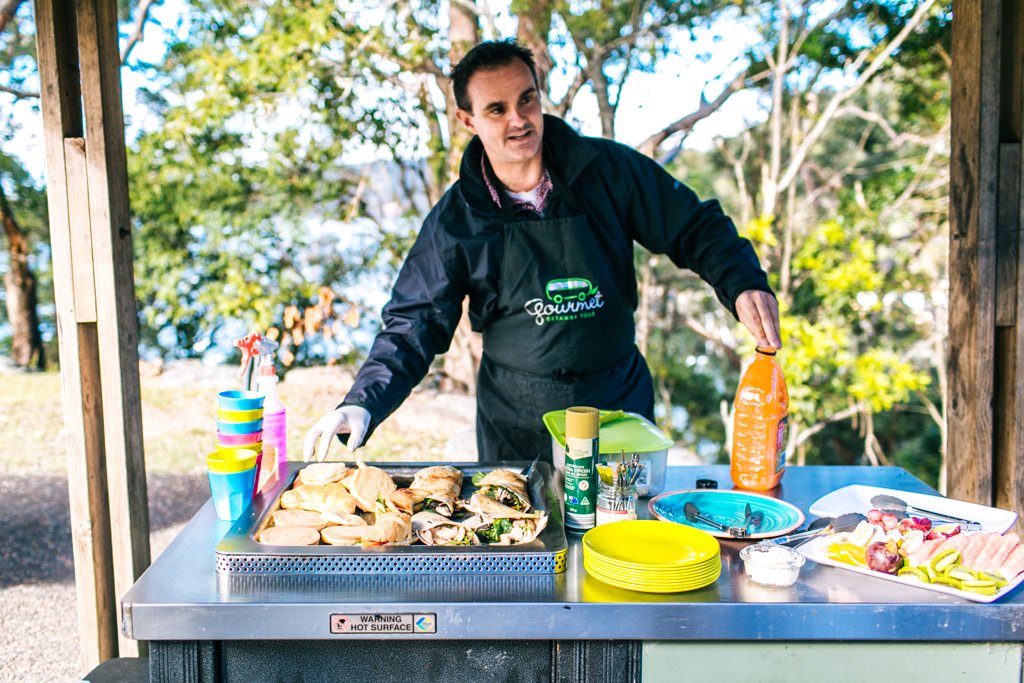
[543,410,673,454]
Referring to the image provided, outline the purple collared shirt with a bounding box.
[481,154,553,214]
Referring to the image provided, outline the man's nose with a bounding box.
[509,105,529,126]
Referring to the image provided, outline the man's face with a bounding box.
[455,59,544,170]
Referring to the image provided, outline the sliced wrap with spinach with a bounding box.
[412,511,480,546]
[409,465,463,517]
[472,468,532,512]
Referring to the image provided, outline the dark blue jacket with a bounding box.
[341,115,772,443]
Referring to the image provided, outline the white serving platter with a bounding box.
[798,534,1024,603]
[809,485,1017,533]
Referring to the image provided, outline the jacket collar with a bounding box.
[458,114,599,213]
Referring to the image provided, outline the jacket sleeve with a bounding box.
[614,143,773,316]
[338,203,467,445]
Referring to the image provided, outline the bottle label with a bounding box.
[775,416,788,473]
[564,436,597,529]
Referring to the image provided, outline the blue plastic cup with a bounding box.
[217,390,266,411]
[207,467,257,521]
[216,418,264,435]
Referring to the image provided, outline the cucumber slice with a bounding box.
[897,566,929,582]
[932,576,961,590]
[960,580,998,595]
[976,571,1009,588]
[946,567,976,582]
[930,549,961,573]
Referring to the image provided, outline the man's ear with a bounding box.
[455,108,476,133]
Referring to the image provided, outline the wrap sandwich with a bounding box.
[464,492,548,545]
[409,465,463,517]
[472,468,532,512]
[412,511,481,546]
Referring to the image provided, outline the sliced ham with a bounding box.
[934,532,970,556]
[997,545,1024,581]
[907,538,947,567]
[980,533,1020,574]
[959,531,990,569]
[968,532,1004,573]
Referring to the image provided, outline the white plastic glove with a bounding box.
[302,405,371,462]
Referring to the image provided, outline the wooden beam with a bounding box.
[64,137,98,323]
[995,140,1021,520]
[74,0,151,657]
[34,0,116,672]
[948,0,1000,505]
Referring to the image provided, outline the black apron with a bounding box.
[476,168,655,463]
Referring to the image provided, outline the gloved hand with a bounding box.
[302,405,371,462]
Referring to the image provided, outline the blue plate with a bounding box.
[648,489,805,539]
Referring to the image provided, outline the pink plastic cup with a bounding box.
[217,431,263,446]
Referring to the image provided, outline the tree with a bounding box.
[0,151,46,367]
[643,0,951,485]
[1,0,46,368]
[0,0,162,367]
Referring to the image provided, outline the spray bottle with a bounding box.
[254,338,288,479]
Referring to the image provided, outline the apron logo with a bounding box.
[524,277,605,325]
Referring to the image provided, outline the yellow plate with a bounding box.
[584,558,721,584]
[584,560,721,593]
[583,520,719,567]
[584,556,720,581]
[585,560,720,585]
[584,546,720,573]
[584,551,720,574]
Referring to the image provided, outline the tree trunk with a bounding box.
[0,184,45,369]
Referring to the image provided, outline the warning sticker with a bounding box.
[330,613,437,635]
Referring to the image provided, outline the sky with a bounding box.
[7,1,766,182]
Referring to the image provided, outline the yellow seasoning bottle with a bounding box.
[564,406,599,531]
[731,346,789,491]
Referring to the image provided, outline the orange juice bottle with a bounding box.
[731,346,788,491]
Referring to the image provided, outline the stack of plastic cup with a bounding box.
[216,390,265,496]
[206,448,259,521]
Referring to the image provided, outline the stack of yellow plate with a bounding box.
[582,520,721,593]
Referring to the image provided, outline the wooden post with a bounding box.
[34,0,151,670]
[75,0,152,655]
[949,0,1024,516]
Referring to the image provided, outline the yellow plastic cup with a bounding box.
[207,448,259,474]
[216,407,264,422]
[215,441,263,457]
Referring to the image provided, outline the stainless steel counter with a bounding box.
[122,465,1024,642]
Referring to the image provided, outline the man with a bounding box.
[304,40,780,464]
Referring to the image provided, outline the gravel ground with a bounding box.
[0,472,210,683]
[0,362,697,682]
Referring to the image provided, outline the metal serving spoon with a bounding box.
[869,494,983,530]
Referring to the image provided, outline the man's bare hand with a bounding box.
[735,290,782,349]
[302,405,371,462]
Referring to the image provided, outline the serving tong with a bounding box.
[683,501,764,538]
[869,494,983,531]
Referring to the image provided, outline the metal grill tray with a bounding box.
[216,461,568,575]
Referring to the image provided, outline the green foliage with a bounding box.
[128,0,436,356]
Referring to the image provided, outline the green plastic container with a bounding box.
[543,410,673,497]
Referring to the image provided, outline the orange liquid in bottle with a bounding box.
[731,346,789,491]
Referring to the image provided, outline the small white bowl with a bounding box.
[739,542,806,587]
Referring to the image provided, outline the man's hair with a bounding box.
[451,39,538,113]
